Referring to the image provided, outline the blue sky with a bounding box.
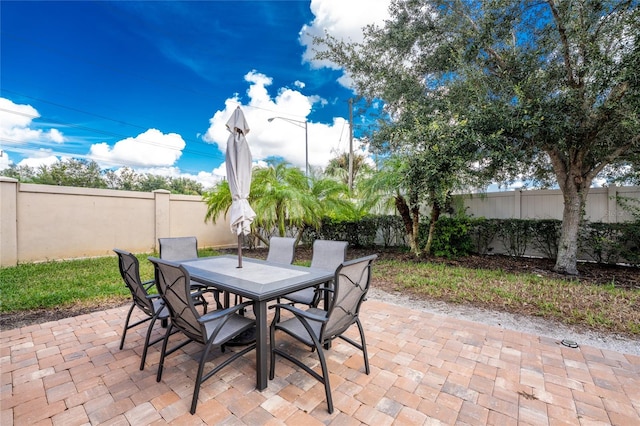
[1,0,391,187]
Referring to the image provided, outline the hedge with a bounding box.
[303,215,639,265]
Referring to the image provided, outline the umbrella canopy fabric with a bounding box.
[225,107,256,236]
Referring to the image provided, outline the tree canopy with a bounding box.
[317,0,640,274]
[1,160,205,195]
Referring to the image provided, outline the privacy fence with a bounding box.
[1,177,638,266]
[460,185,638,223]
[0,178,237,267]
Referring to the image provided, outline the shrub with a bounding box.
[496,219,533,257]
[430,216,474,258]
[468,218,500,255]
[375,215,406,247]
[530,220,562,259]
[303,214,639,266]
[579,222,640,265]
[303,216,379,248]
[618,222,640,266]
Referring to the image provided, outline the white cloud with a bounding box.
[207,159,269,189]
[203,70,368,178]
[194,170,223,190]
[88,128,186,168]
[17,151,62,169]
[0,152,11,171]
[299,0,391,71]
[48,128,65,143]
[106,164,221,190]
[0,97,66,145]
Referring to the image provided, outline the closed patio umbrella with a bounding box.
[225,106,256,268]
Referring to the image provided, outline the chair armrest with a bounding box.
[314,287,334,295]
[189,282,221,297]
[270,303,328,323]
[142,279,155,291]
[197,301,253,324]
[190,282,217,290]
[190,289,205,298]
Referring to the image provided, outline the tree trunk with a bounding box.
[395,195,420,256]
[411,203,420,256]
[549,145,593,275]
[424,201,441,255]
[276,202,286,237]
[554,183,586,275]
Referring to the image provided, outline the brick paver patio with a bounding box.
[1,298,639,425]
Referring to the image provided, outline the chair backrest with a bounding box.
[148,257,204,343]
[266,237,296,264]
[322,255,377,339]
[310,240,348,271]
[113,248,155,316]
[158,237,198,261]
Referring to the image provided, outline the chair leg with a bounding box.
[213,291,223,310]
[156,323,174,382]
[356,318,370,375]
[191,339,256,414]
[191,339,216,414]
[269,321,276,380]
[315,341,334,414]
[269,306,283,380]
[235,294,245,315]
[270,319,334,413]
[119,303,136,350]
[140,314,159,370]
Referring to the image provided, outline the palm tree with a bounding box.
[203,179,232,223]
[250,162,313,242]
[358,155,427,256]
[307,174,354,221]
[325,151,374,189]
[204,161,354,246]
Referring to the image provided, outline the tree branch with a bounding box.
[587,135,640,182]
[546,0,579,88]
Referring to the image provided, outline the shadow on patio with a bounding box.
[2,299,639,425]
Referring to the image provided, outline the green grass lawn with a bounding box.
[0,248,221,313]
[1,249,638,336]
[374,260,640,336]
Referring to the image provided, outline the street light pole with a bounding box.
[267,116,309,177]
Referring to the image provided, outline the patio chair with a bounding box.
[148,257,256,415]
[159,236,222,309]
[158,236,198,261]
[266,236,296,264]
[232,236,297,310]
[269,254,377,413]
[280,239,348,307]
[114,249,179,370]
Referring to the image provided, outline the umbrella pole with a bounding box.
[237,234,243,268]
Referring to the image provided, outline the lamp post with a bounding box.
[267,116,309,177]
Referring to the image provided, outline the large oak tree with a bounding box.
[317,0,640,274]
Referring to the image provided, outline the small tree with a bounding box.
[325,151,374,189]
[204,161,352,245]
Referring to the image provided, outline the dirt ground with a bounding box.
[2,247,638,331]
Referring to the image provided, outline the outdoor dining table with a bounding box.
[179,255,334,390]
